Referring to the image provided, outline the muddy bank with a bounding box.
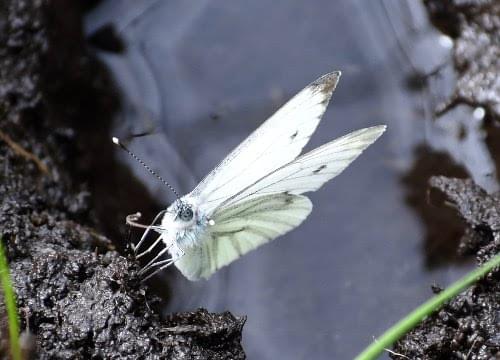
[392,1,500,358]
[425,0,500,121]
[393,177,500,359]
[0,1,245,358]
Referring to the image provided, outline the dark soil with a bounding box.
[424,0,500,121]
[393,177,500,359]
[392,1,500,358]
[0,1,245,359]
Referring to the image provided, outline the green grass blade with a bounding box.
[0,238,21,360]
[355,252,500,360]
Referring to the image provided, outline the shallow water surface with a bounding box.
[86,1,495,358]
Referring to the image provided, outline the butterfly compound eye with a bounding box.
[179,207,194,222]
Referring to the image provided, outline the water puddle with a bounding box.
[84,1,499,358]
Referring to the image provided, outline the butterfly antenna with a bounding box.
[112,137,181,199]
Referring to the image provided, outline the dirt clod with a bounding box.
[424,0,500,120]
[392,2,500,357]
[392,177,500,359]
[0,0,246,358]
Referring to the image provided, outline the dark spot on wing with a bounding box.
[313,165,327,174]
[290,130,298,140]
[320,97,330,105]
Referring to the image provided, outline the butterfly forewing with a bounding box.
[190,72,341,215]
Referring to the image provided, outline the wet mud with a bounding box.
[392,1,500,358]
[0,1,245,359]
[425,0,500,120]
[393,177,500,359]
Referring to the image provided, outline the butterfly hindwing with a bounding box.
[223,125,386,206]
[174,193,312,280]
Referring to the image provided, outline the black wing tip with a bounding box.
[311,71,341,95]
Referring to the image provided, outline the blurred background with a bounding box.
[83,1,496,359]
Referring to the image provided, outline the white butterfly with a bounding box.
[116,71,386,281]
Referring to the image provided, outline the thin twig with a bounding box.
[0,130,49,175]
[373,337,410,359]
[466,337,478,359]
[384,348,410,359]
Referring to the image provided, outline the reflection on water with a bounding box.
[400,145,468,267]
[85,1,498,359]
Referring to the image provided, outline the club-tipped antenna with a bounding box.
[112,137,181,199]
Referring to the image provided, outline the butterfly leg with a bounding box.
[136,234,165,259]
[140,259,175,282]
[138,237,172,275]
[140,245,185,282]
[131,210,166,254]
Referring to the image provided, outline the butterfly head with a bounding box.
[162,198,199,231]
[177,202,194,222]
